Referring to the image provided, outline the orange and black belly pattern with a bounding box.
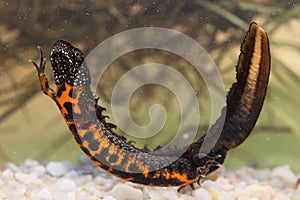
[54,83,199,186]
[32,22,270,187]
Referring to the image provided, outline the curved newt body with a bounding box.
[57,83,199,186]
[32,22,270,187]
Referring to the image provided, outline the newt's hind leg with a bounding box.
[30,46,56,101]
[197,154,222,179]
[177,183,195,193]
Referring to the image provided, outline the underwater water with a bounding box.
[0,0,299,174]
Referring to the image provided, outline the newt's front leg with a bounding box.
[30,46,56,101]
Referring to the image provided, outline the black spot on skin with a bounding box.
[69,124,82,145]
[128,163,140,173]
[64,102,73,114]
[68,88,74,98]
[108,154,118,163]
[83,131,94,141]
[63,102,74,122]
[81,122,91,130]
[95,148,109,161]
[57,84,66,98]
[82,131,100,153]
[64,113,73,122]
[88,138,100,152]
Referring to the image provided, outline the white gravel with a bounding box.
[0,157,299,200]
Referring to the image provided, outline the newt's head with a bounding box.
[50,40,90,86]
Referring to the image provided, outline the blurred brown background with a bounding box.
[0,1,299,172]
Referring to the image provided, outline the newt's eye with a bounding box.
[73,48,83,61]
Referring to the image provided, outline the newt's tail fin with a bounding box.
[218,22,271,150]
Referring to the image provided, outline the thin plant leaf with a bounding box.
[272,41,300,51]
[267,5,300,35]
[271,102,299,134]
[238,2,279,14]
[272,56,300,85]
[196,0,249,30]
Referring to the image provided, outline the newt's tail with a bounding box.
[217,22,271,150]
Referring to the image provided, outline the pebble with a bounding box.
[24,159,39,168]
[46,162,71,177]
[162,190,179,200]
[34,165,46,176]
[192,188,212,199]
[46,161,72,177]
[6,163,21,172]
[35,188,52,200]
[56,178,76,191]
[271,165,297,187]
[111,183,143,200]
[218,191,236,200]
[2,168,14,179]
[0,159,299,199]
[16,172,29,182]
[291,189,300,200]
[274,193,291,200]
[240,185,272,200]
[104,196,117,200]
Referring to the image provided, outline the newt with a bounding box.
[31,22,270,188]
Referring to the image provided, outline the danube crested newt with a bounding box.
[31,22,270,188]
